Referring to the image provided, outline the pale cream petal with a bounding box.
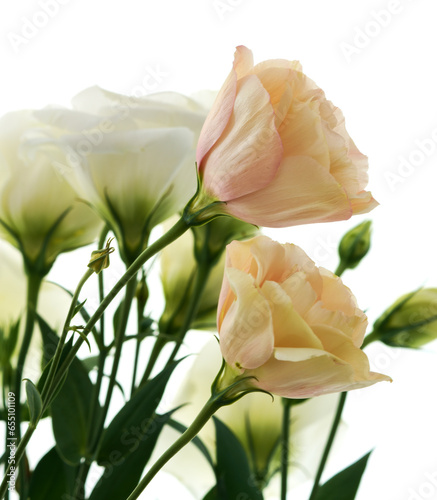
[219,268,274,370]
[280,272,319,317]
[225,156,352,227]
[261,281,324,350]
[279,100,330,169]
[250,350,355,398]
[311,325,392,383]
[201,74,282,201]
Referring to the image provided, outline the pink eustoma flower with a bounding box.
[196,46,378,228]
[217,235,391,398]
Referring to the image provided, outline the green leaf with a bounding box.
[50,357,100,465]
[315,451,372,500]
[73,299,87,318]
[89,410,174,500]
[81,355,100,373]
[213,417,263,500]
[98,360,182,464]
[28,447,77,500]
[25,379,42,425]
[202,486,218,500]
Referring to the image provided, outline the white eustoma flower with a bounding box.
[0,241,71,402]
[33,87,212,262]
[0,110,103,272]
[154,337,341,499]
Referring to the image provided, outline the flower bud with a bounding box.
[87,238,115,274]
[373,288,437,348]
[338,220,372,273]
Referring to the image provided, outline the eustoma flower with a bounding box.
[217,235,391,398]
[195,46,377,227]
[0,111,103,272]
[34,87,211,262]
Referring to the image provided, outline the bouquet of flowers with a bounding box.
[1,45,435,500]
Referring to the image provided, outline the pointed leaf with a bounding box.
[28,447,77,500]
[98,360,182,464]
[213,417,263,500]
[25,379,42,425]
[73,299,87,318]
[315,451,372,500]
[89,410,174,500]
[50,357,100,465]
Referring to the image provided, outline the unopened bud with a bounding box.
[337,220,372,273]
[373,288,437,348]
[88,237,115,274]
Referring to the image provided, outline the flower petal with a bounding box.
[201,74,283,201]
[226,156,352,227]
[219,268,274,371]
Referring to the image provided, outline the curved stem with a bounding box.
[130,275,147,396]
[45,216,190,409]
[0,217,191,499]
[334,262,348,277]
[308,392,347,500]
[41,268,94,404]
[12,271,43,499]
[0,423,35,499]
[281,399,292,500]
[127,395,220,500]
[73,276,137,500]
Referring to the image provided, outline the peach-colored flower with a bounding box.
[196,46,377,228]
[217,235,390,398]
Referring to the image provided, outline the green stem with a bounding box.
[92,276,137,451]
[334,262,348,277]
[308,392,347,500]
[0,217,191,499]
[361,331,378,349]
[130,276,147,396]
[44,216,190,411]
[13,271,43,499]
[40,268,94,404]
[126,395,221,500]
[73,278,138,499]
[0,423,35,499]
[281,399,292,500]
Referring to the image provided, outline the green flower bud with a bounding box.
[337,220,372,273]
[87,238,115,274]
[373,288,437,348]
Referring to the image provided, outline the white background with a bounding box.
[2,1,437,499]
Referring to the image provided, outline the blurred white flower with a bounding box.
[154,338,341,499]
[0,110,103,272]
[0,241,71,404]
[33,87,212,262]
